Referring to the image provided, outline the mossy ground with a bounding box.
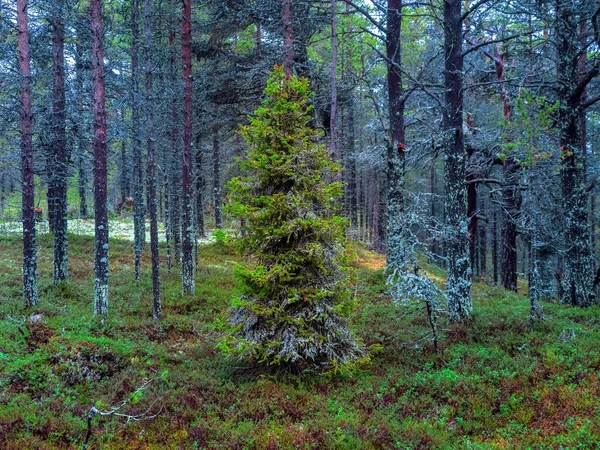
[1,233,600,449]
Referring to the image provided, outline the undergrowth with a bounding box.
[1,234,600,448]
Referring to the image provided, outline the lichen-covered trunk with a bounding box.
[120,136,129,203]
[145,0,161,319]
[131,0,145,282]
[385,0,406,267]
[344,94,358,227]
[74,41,88,219]
[556,0,595,307]
[466,144,478,275]
[17,0,38,307]
[168,18,182,261]
[478,195,487,281]
[181,0,195,294]
[195,133,206,238]
[443,0,471,321]
[213,124,222,229]
[91,0,108,315]
[51,0,68,284]
[501,159,520,291]
[492,210,498,284]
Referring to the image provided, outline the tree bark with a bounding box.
[145,0,161,320]
[131,0,145,282]
[501,159,520,292]
[385,0,406,267]
[17,0,38,307]
[556,0,595,306]
[213,124,222,229]
[282,0,294,77]
[443,0,471,321]
[181,0,195,294]
[51,0,68,284]
[91,0,109,315]
[168,11,182,261]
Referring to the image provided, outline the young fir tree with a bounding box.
[222,67,364,372]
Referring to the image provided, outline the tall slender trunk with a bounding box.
[145,0,161,319]
[492,210,498,285]
[51,0,68,283]
[556,1,595,306]
[181,0,195,294]
[17,0,38,307]
[120,112,130,203]
[385,0,406,266]
[168,14,182,262]
[131,0,145,281]
[91,0,109,315]
[478,194,487,281]
[195,133,205,238]
[501,159,520,291]
[466,146,477,273]
[443,0,471,321]
[330,0,338,160]
[74,41,88,219]
[282,0,294,77]
[213,124,222,229]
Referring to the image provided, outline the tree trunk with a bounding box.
[443,0,471,321]
[168,14,182,261]
[478,195,487,282]
[51,0,68,284]
[492,210,498,285]
[501,159,520,291]
[330,0,338,163]
[145,0,161,319]
[282,0,294,77]
[195,133,206,238]
[213,124,222,229]
[74,40,88,219]
[385,0,406,267]
[131,0,145,281]
[91,0,109,315]
[17,0,38,307]
[556,1,595,306]
[181,0,195,294]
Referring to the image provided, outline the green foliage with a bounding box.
[212,228,230,247]
[222,67,363,371]
[2,233,600,447]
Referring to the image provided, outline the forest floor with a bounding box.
[2,233,600,449]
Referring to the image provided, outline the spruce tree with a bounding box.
[223,67,364,372]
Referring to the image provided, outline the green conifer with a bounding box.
[222,67,364,372]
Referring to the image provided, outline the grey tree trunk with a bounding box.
[145,0,161,320]
[51,0,68,284]
[131,0,145,282]
[556,1,596,307]
[443,0,472,321]
[385,0,406,267]
[181,0,196,294]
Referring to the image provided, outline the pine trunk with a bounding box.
[145,0,161,319]
[443,0,471,321]
[17,0,38,307]
[181,0,195,294]
[131,0,145,281]
[91,0,109,315]
[385,0,406,267]
[51,0,68,284]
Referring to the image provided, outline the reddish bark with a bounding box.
[282,0,294,77]
[17,0,38,307]
[91,0,109,314]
